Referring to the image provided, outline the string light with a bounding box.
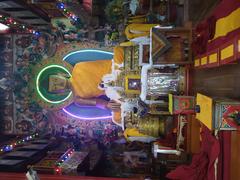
[36,64,72,104]
[0,133,39,153]
[0,23,9,31]
[33,31,40,36]
[55,148,74,167]
[56,1,79,22]
[54,166,62,175]
[0,14,38,34]
[55,167,61,174]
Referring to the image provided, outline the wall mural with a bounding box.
[0,5,156,174]
[52,17,120,47]
[0,30,121,148]
[0,1,167,177]
[0,1,161,176]
[0,35,14,134]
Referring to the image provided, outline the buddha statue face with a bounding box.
[48,74,70,94]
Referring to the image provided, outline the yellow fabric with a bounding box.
[113,111,121,124]
[70,60,112,98]
[238,40,240,52]
[120,41,136,47]
[168,94,173,114]
[129,15,146,19]
[125,23,158,40]
[113,46,124,64]
[196,93,213,130]
[70,47,124,98]
[124,128,148,141]
[194,59,200,67]
[213,8,240,40]
[220,44,234,60]
[209,53,218,63]
[201,57,207,65]
[128,17,146,23]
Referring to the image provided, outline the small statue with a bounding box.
[135,98,149,118]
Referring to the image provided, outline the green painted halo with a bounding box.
[36,64,72,104]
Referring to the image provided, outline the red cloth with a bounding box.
[166,125,220,180]
[156,132,177,148]
[211,0,240,19]
[192,16,216,55]
[192,0,240,55]
[217,131,231,180]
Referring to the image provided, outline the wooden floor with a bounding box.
[191,62,240,99]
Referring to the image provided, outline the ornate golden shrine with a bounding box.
[112,44,187,136]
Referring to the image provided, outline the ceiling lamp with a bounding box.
[0,23,9,32]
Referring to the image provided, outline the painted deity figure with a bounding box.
[48,47,124,112]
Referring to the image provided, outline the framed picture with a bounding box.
[139,44,150,65]
[125,74,141,94]
[151,28,171,63]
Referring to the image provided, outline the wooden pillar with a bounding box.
[230,131,240,180]
[186,115,201,154]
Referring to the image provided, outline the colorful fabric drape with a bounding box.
[217,131,231,180]
[166,125,220,180]
[125,23,158,40]
[124,128,149,140]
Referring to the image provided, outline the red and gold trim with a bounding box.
[207,48,219,68]
[194,36,240,68]
[219,38,236,65]
[236,35,240,59]
[200,56,208,67]
[194,1,240,69]
[194,58,200,67]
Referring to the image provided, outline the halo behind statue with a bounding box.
[32,61,74,110]
[36,64,72,104]
[30,42,113,116]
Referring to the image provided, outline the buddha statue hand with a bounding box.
[96,99,121,112]
[75,96,121,112]
[106,100,121,112]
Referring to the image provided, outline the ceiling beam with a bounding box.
[10,0,51,22]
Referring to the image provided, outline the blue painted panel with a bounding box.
[65,103,112,118]
[64,49,113,66]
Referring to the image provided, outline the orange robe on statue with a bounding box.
[70,47,124,98]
